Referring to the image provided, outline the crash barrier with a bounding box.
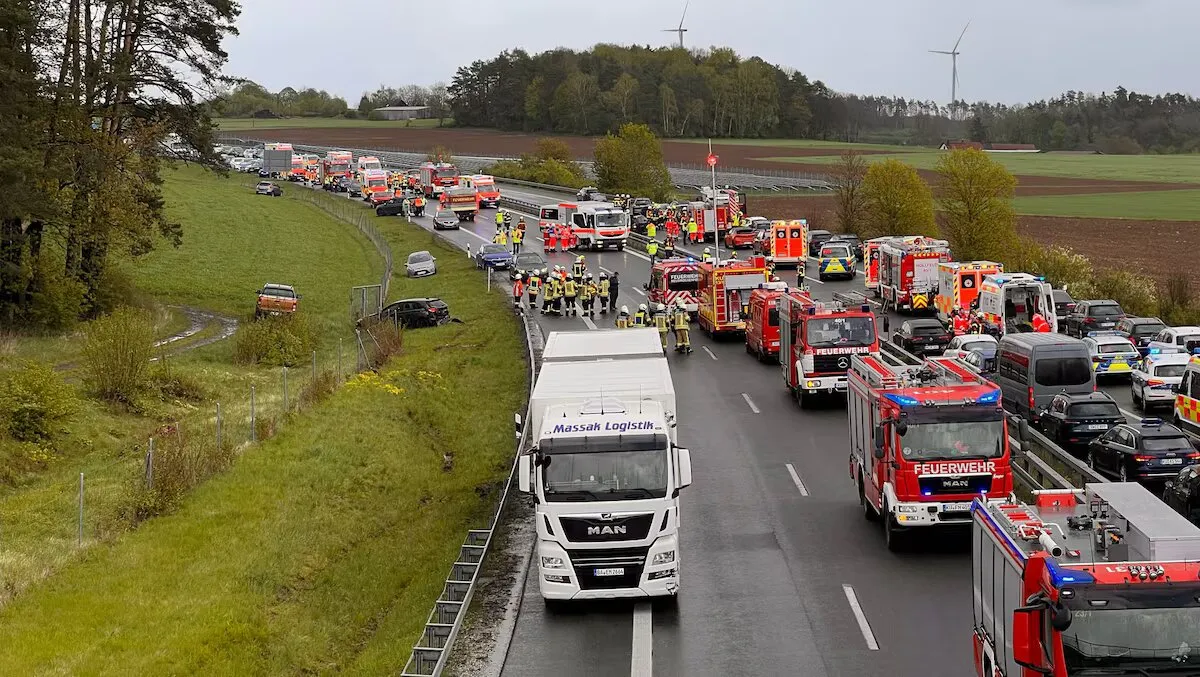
[290,187,393,299]
[399,251,544,677]
[1007,415,1109,493]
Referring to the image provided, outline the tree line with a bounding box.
[446,44,1200,154]
[0,0,239,330]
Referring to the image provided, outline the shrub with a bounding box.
[24,257,86,331]
[299,369,339,408]
[358,318,404,370]
[1021,243,1094,294]
[0,361,77,442]
[116,421,236,524]
[1158,274,1199,326]
[1093,270,1159,317]
[90,265,152,315]
[81,307,156,404]
[232,313,317,367]
[148,359,209,402]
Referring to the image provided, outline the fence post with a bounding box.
[283,367,289,413]
[146,438,155,488]
[250,385,257,442]
[312,350,317,382]
[338,339,344,381]
[77,472,84,547]
[216,402,223,451]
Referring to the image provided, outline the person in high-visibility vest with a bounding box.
[493,229,508,245]
[512,274,525,310]
[673,299,692,353]
[633,303,648,327]
[765,257,776,278]
[563,275,578,317]
[616,305,631,328]
[581,274,597,318]
[527,271,542,310]
[647,240,658,265]
[572,255,586,279]
[665,216,678,238]
[545,224,556,252]
[687,219,699,243]
[541,270,556,315]
[597,272,610,315]
[731,211,741,229]
[646,221,657,240]
[1031,312,1052,333]
[511,227,522,255]
[550,270,565,315]
[702,247,713,264]
[413,195,425,216]
[495,210,505,227]
[653,303,670,352]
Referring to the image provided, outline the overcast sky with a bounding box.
[224,0,1198,105]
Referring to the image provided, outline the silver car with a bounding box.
[405,250,437,278]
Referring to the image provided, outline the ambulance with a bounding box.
[696,256,770,337]
[744,281,792,362]
[355,155,382,181]
[769,220,808,268]
[1175,354,1200,436]
[934,261,1003,323]
[976,272,1057,336]
[541,201,630,251]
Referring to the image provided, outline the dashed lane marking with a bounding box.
[582,316,598,330]
[785,463,809,496]
[631,602,653,677]
[842,584,880,651]
[702,346,718,361]
[741,393,761,414]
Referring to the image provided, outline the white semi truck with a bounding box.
[518,329,692,602]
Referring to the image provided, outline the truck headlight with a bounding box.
[651,551,676,566]
[896,505,919,513]
[541,556,565,569]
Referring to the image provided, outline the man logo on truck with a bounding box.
[587,525,628,536]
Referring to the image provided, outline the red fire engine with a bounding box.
[847,342,1011,550]
[319,150,353,184]
[744,281,792,361]
[973,482,1200,677]
[647,258,703,316]
[778,290,879,407]
[878,236,952,313]
[419,162,459,199]
[696,256,769,337]
[862,237,896,295]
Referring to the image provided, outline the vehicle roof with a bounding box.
[999,332,1086,349]
[391,297,443,304]
[1146,352,1193,366]
[904,318,944,326]
[262,283,294,290]
[1087,334,1137,347]
[1081,298,1120,306]
[1056,390,1115,403]
[1166,325,1200,334]
[1120,418,1187,436]
[407,250,432,258]
[958,334,998,344]
[1123,316,1165,325]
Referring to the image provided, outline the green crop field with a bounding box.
[675,137,922,152]
[215,117,450,131]
[1011,189,1200,221]
[758,151,1200,184]
[0,173,526,674]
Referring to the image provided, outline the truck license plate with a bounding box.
[942,503,971,512]
[594,568,625,577]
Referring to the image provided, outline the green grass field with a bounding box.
[215,117,450,131]
[1011,189,1200,221]
[758,151,1200,184]
[676,137,922,151]
[0,176,526,673]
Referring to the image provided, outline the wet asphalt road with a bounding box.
[354,182,1174,677]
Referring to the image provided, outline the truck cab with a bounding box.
[779,290,879,407]
[878,236,952,313]
[462,174,501,208]
[696,256,769,337]
[560,201,629,251]
[647,258,702,315]
[443,185,479,221]
[744,282,792,361]
[419,162,459,198]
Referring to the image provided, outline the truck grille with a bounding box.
[812,354,853,374]
[559,514,654,543]
[917,474,993,496]
[566,546,649,590]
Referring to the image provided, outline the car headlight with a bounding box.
[896,505,919,513]
[541,556,565,569]
[651,551,676,566]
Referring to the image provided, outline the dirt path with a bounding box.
[55,305,239,373]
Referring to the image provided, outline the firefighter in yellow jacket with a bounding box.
[653,303,670,352]
[580,274,597,318]
[563,275,578,317]
[673,299,692,353]
[541,269,556,315]
[493,228,508,245]
[632,303,648,327]
[597,272,611,315]
[526,269,542,310]
[616,305,631,328]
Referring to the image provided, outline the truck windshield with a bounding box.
[668,271,700,292]
[898,409,1005,461]
[595,212,625,228]
[542,450,668,501]
[806,316,875,347]
[1062,585,1200,670]
[361,161,381,170]
[330,163,349,173]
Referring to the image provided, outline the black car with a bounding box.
[829,234,863,261]
[375,199,408,217]
[892,319,952,355]
[432,208,459,230]
[344,180,363,197]
[1163,465,1200,525]
[511,252,547,280]
[629,197,653,218]
[1063,299,1125,338]
[1038,391,1124,451]
[1051,289,1075,331]
[371,297,450,329]
[808,229,833,253]
[1114,316,1167,356]
[1087,418,1200,483]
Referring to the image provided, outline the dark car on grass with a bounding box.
[376,198,408,217]
[369,297,450,329]
[1087,418,1200,484]
[1038,391,1125,452]
[474,243,513,270]
[1114,316,1168,356]
[343,180,363,197]
[892,319,952,355]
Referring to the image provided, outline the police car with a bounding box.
[1082,331,1141,380]
[1146,325,1200,356]
[1132,350,1192,411]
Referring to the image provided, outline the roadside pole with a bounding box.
[708,140,722,264]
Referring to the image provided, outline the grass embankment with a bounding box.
[0,173,527,673]
[0,165,380,608]
[758,151,1200,183]
[215,117,451,131]
[1011,189,1200,221]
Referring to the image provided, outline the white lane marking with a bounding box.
[741,393,761,414]
[804,276,825,285]
[631,602,653,677]
[842,584,880,651]
[785,463,809,496]
[702,346,718,361]
[599,266,614,274]
[633,288,646,296]
[1119,406,1140,421]
[582,316,598,330]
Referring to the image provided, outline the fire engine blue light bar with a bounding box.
[884,393,921,407]
[1046,558,1094,587]
[976,389,1000,405]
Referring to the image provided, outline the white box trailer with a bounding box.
[542,328,664,362]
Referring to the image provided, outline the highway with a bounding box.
[357,182,1169,676]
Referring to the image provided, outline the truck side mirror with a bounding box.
[1019,418,1031,442]
[1011,607,1047,672]
[873,429,886,459]
[518,454,531,493]
[514,412,523,440]
[676,448,693,492]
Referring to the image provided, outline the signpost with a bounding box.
[708,140,721,264]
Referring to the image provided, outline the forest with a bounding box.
[445,45,1200,154]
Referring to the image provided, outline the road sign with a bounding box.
[706,153,718,168]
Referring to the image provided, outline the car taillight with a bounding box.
[1134,455,1155,463]
[1028,388,1035,410]
[1083,317,1097,324]
[428,308,437,313]
[1188,452,1200,460]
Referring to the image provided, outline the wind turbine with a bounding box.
[930,21,970,114]
[663,0,689,48]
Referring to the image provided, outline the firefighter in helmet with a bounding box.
[616,305,631,329]
[633,303,648,327]
[597,272,610,315]
[653,303,670,352]
[702,247,713,264]
[673,299,692,353]
[572,255,586,279]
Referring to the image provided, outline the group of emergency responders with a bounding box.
[511,256,610,315]
[613,300,693,354]
[491,209,527,255]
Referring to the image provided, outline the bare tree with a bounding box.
[833,150,869,236]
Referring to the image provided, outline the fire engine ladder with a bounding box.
[832,291,872,309]
[848,350,918,390]
[712,272,728,322]
[921,356,988,387]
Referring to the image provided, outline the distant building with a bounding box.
[371,106,432,121]
[941,140,984,151]
[940,140,1039,153]
[252,108,281,119]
